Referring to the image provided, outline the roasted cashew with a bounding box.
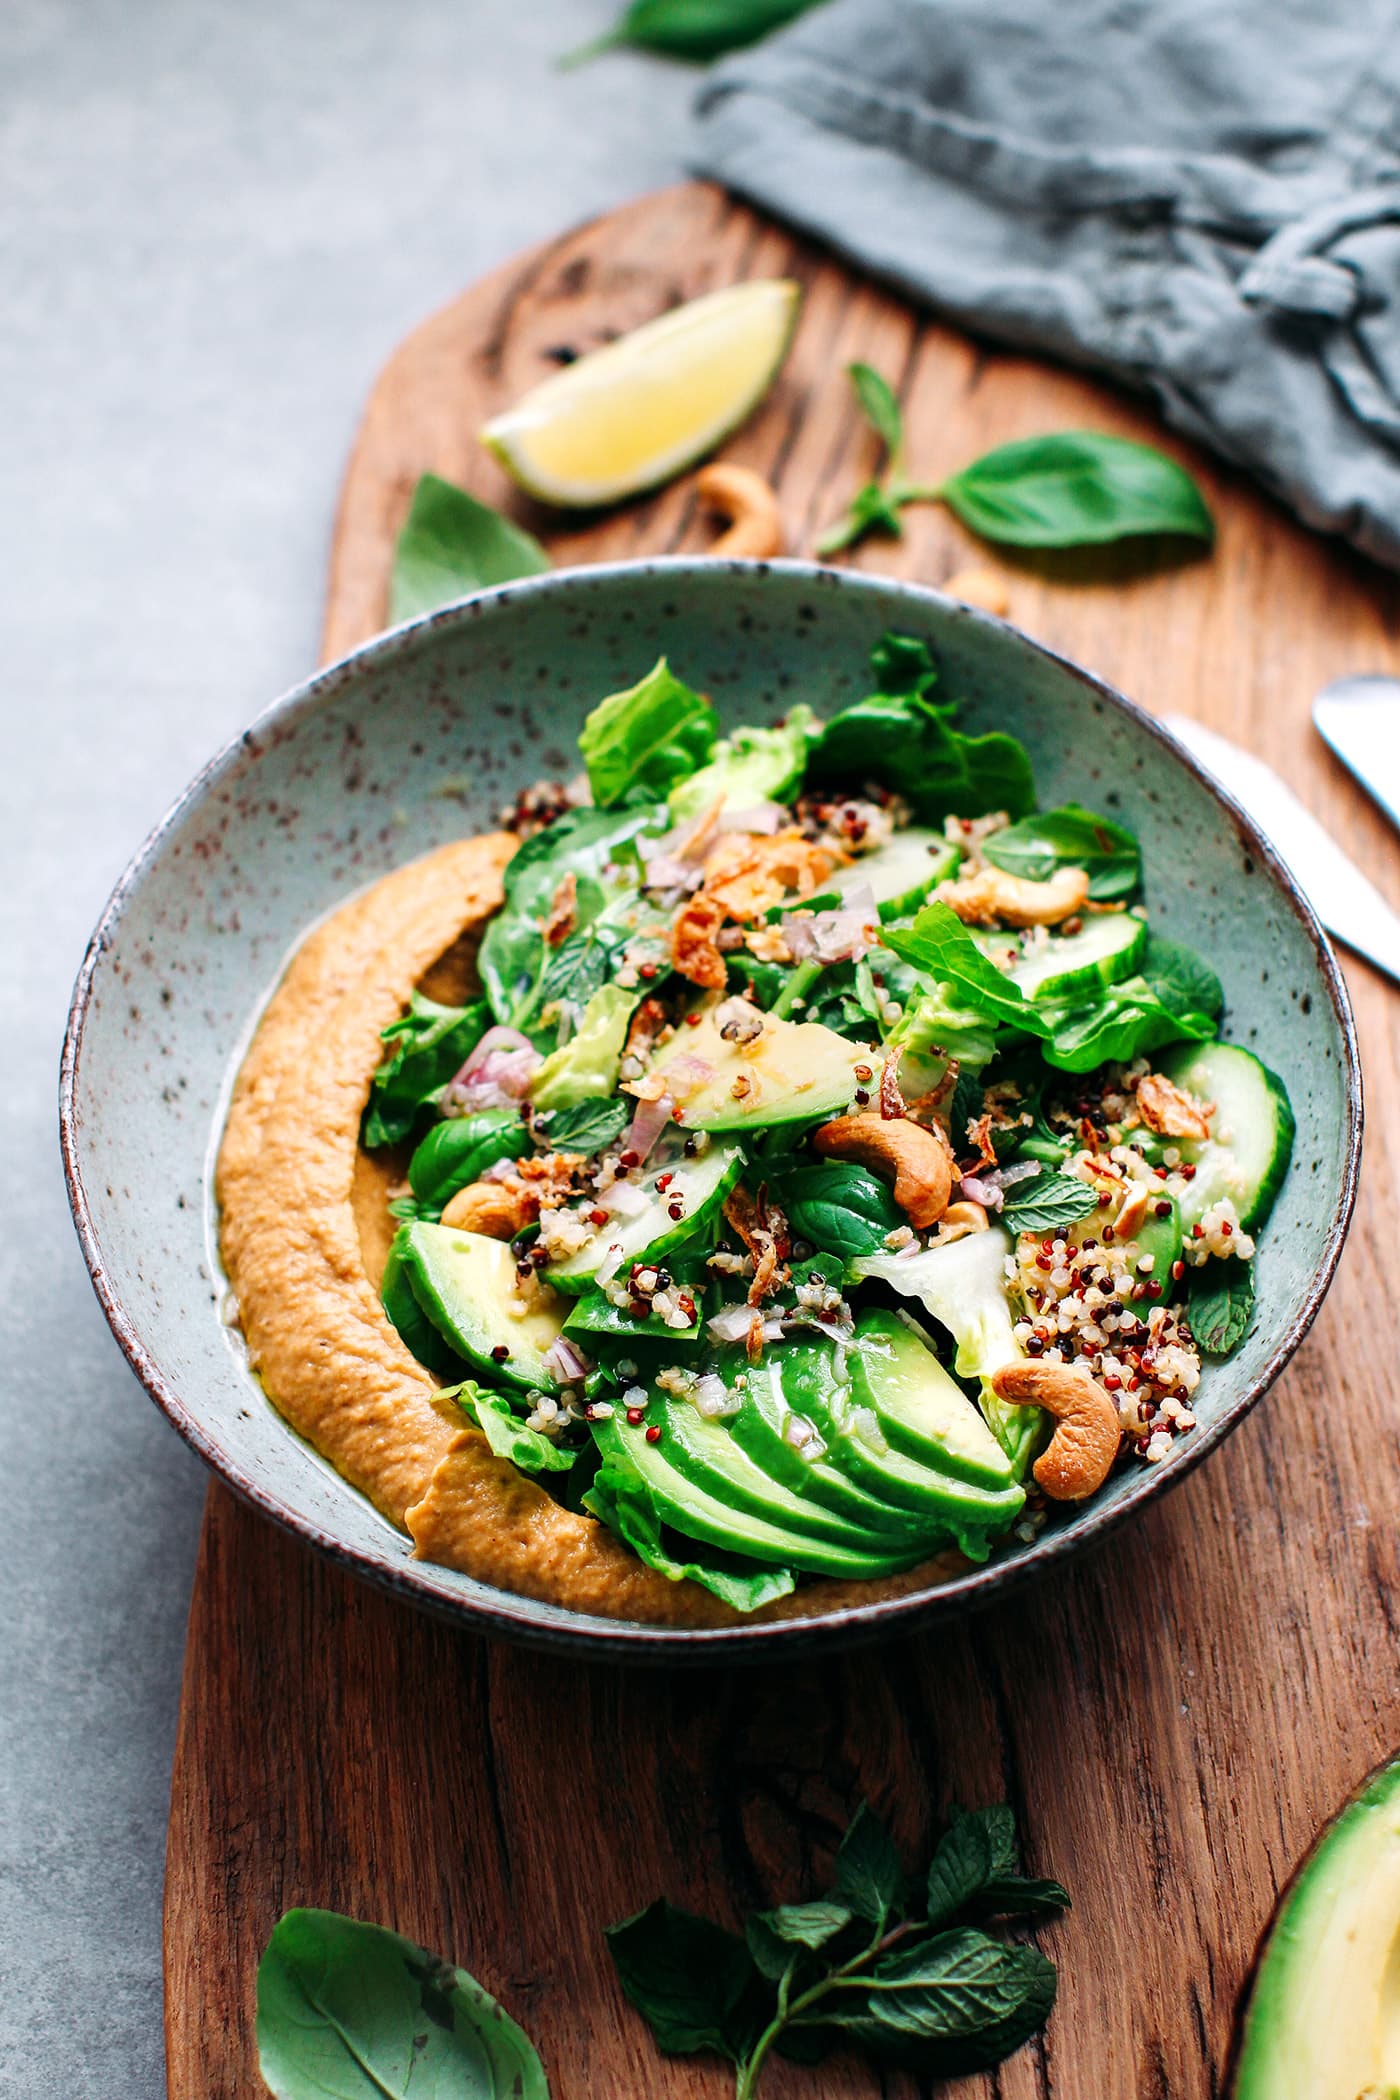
[696,463,785,559]
[440,1179,536,1238]
[814,1111,953,1230]
[937,863,1090,928]
[939,1199,990,1236]
[991,1360,1121,1502]
[944,566,1010,616]
[1136,1071,1212,1142]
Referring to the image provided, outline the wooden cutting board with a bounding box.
[164,182,1400,2098]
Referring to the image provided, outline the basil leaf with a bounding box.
[1001,1168,1100,1234]
[579,657,718,808]
[407,1111,530,1208]
[829,1801,903,1926]
[850,361,903,460]
[939,431,1213,549]
[584,1441,794,1611]
[884,903,1049,1034]
[1141,932,1225,1021]
[925,1806,1015,1929]
[1187,1257,1255,1355]
[605,1900,768,2060]
[809,687,1033,822]
[565,0,823,65]
[463,1387,578,1474]
[983,803,1141,902]
[777,1161,903,1259]
[1040,975,1215,1073]
[542,1096,630,1154]
[816,478,905,556]
[364,993,489,1149]
[256,1908,547,2100]
[389,473,550,625]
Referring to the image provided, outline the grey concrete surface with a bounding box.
[1,5,691,2089]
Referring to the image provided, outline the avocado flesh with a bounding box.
[728,1357,939,1540]
[848,1310,1015,1489]
[381,1232,466,1380]
[1235,1754,1400,2100]
[598,1411,921,1578]
[398,1221,565,1394]
[648,1004,876,1132]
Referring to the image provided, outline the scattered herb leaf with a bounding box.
[1187,1257,1255,1355]
[1140,932,1225,1021]
[406,1109,530,1208]
[364,993,489,1149]
[543,1095,631,1154]
[775,1161,904,1261]
[983,804,1141,901]
[939,432,1214,549]
[1000,1167,1100,1234]
[389,472,550,626]
[1039,975,1216,1073]
[460,1385,579,1474]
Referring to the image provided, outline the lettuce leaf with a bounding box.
[668,706,818,821]
[580,658,718,808]
[530,983,640,1109]
[1039,976,1216,1072]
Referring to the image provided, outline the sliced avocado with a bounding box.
[545,1140,744,1293]
[847,1309,1015,1489]
[380,1230,465,1379]
[648,1003,878,1132]
[590,1411,921,1578]
[728,1354,945,1541]
[1234,1753,1400,2100]
[829,827,960,920]
[397,1221,565,1394]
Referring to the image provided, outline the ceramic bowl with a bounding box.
[60,561,1361,1659]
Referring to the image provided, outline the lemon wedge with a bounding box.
[481,279,800,508]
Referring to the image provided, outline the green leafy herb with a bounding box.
[579,657,718,808]
[669,707,818,822]
[256,1908,548,2100]
[1040,974,1216,1073]
[983,804,1141,901]
[938,432,1214,550]
[364,993,489,1149]
[389,472,550,626]
[1187,1258,1255,1355]
[808,633,1034,821]
[817,366,1214,558]
[542,1096,631,1154]
[460,1386,579,1474]
[1000,1167,1100,1233]
[606,1797,1066,2097]
[563,0,824,67]
[584,1437,795,1610]
[530,983,639,1109]
[775,1163,904,1260]
[536,929,618,1014]
[1140,932,1225,1021]
[407,1110,530,1208]
[883,902,1048,1035]
[948,1068,986,1152]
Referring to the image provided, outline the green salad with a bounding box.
[368,633,1294,1612]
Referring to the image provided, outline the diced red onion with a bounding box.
[640,854,704,894]
[623,1089,675,1163]
[595,1243,626,1286]
[720,802,784,835]
[780,887,879,966]
[693,1372,741,1419]
[658,1053,714,1101]
[707,1303,756,1344]
[544,1337,590,1385]
[444,1027,541,1113]
[983,1158,1040,1190]
[957,1173,1004,1210]
[602,1178,650,1219]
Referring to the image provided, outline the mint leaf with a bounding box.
[940,432,1213,549]
[983,803,1141,902]
[542,1096,630,1155]
[579,657,718,808]
[389,473,549,625]
[1001,1168,1100,1234]
[972,1875,1072,1920]
[605,1900,766,2061]
[925,1806,1015,1928]
[257,1909,547,2100]
[868,1928,1052,2038]
[829,1801,903,1925]
[1187,1257,1254,1355]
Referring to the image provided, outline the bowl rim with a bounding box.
[59,557,1364,1662]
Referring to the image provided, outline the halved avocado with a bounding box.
[1234,1752,1400,2099]
[648,1004,878,1132]
[397,1221,565,1393]
[847,1309,1015,1489]
[591,1411,921,1578]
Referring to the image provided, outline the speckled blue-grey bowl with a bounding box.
[60,561,1361,1660]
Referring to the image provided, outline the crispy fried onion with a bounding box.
[670,893,728,989]
[723,1183,791,1307]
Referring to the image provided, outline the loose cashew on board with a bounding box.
[991,1359,1121,1501]
[695,463,785,559]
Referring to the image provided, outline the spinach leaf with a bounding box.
[584,1440,795,1611]
[579,657,718,808]
[407,1110,529,1208]
[938,432,1213,549]
[364,993,488,1149]
[883,902,1049,1034]
[1141,932,1225,1021]
[462,1387,578,1474]
[776,1161,903,1260]
[983,804,1141,901]
[564,0,824,65]
[1040,974,1215,1073]
[256,1908,548,2100]
[1187,1258,1255,1355]
[389,472,550,625]
[542,1096,631,1154]
[808,651,1034,820]
[1000,1167,1100,1233]
[605,1900,768,2061]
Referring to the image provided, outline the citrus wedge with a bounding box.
[481,279,800,508]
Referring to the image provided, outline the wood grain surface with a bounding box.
[166,181,1400,2098]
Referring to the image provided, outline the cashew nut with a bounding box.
[938,1199,990,1237]
[813,1112,953,1229]
[991,1360,1121,1502]
[696,463,785,559]
[944,566,1010,617]
[937,863,1091,928]
[441,1180,536,1238]
[1136,1072,1213,1142]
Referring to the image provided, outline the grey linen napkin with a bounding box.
[693,0,1400,570]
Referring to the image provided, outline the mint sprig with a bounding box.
[606,1799,1068,2095]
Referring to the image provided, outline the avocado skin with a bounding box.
[381,1230,466,1380]
[398,1221,563,1394]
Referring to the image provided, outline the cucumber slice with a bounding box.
[1157,1041,1295,1232]
[397,1222,566,1393]
[544,1140,744,1293]
[972,911,1146,1001]
[648,1005,877,1132]
[830,828,960,921]
[848,1310,1015,1489]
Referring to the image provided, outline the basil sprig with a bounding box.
[819,363,1213,557]
[607,1798,1068,2095]
[389,473,549,625]
[983,804,1140,901]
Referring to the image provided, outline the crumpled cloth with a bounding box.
[693,0,1400,570]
